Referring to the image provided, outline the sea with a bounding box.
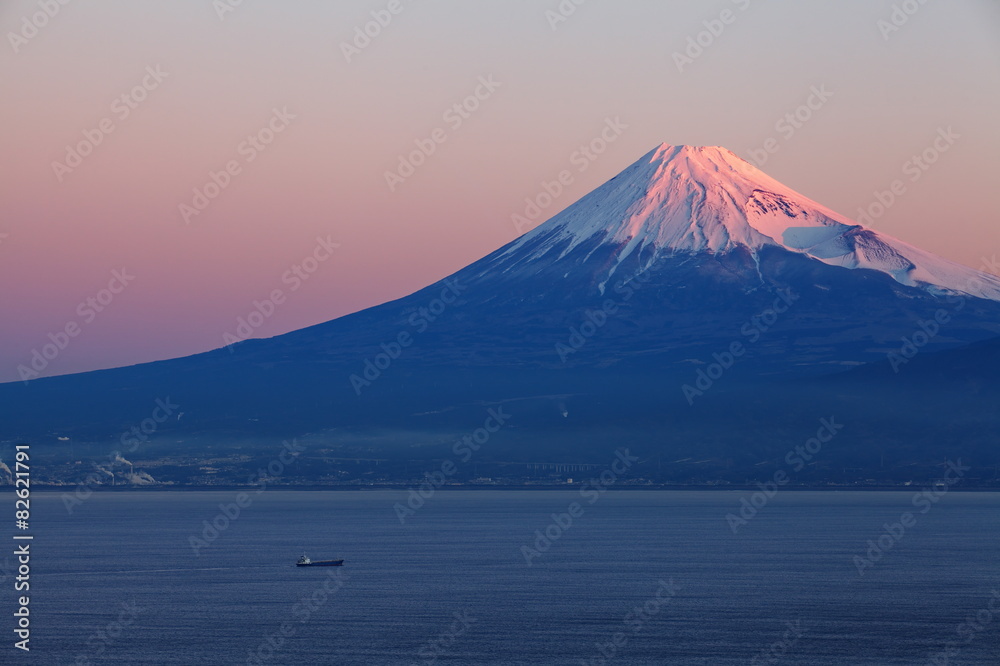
[14,490,1000,665]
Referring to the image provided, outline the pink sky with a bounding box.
[2,0,999,382]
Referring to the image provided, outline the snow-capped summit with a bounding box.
[5,143,1000,460]
[504,144,1000,300]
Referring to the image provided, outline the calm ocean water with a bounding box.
[13,490,1000,664]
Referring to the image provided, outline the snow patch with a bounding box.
[500,144,1000,301]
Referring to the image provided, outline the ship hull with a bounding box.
[296,560,344,567]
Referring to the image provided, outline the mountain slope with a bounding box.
[2,144,999,480]
[491,145,1000,299]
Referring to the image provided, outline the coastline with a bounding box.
[14,484,1000,492]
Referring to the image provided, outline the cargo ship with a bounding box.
[296,555,344,567]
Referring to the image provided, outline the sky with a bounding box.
[1,0,998,383]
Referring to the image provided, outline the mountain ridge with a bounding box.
[496,144,1000,300]
[2,144,999,486]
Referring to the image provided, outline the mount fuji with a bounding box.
[495,145,1000,300]
[4,144,1000,483]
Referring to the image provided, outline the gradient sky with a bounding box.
[2,0,998,383]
